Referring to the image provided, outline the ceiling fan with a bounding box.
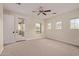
[32,6,52,16]
[16,3,21,5]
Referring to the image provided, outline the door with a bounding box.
[3,14,15,44]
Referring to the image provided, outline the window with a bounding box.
[35,23,41,33]
[70,18,79,29]
[47,23,52,30]
[56,21,62,29]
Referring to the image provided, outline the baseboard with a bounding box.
[4,40,26,46]
[26,37,44,40]
[16,40,26,42]
[4,37,44,46]
[46,37,79,48]
[4,41,16,46]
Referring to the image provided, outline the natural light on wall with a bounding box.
[70,18,79,29]
[47,23,52,30]
[56,21,62,29]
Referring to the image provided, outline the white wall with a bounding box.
[45,8,79,46]
[3,15,15,44]
[3,9,44,44]
[0,4,3,54]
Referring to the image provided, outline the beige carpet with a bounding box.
[1,39,79,56]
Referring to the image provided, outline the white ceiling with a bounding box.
[3,3,79,19]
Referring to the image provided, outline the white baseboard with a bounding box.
[46,37,79,47]
[26,37,44,40]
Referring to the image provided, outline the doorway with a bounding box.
[3,14,25,46]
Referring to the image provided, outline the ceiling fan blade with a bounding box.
[16,3,21,5]
[37,12,41,15]
[43,13,46,15]
[32,11,39,12]
[52,12,56,14]
[44,10,51,12]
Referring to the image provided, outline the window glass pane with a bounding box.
[70,20,75,29]
[18,18,25,37]
[35,23,41,33]
[70,18,79,29]
[76,19,79,29]
[48,23,52,30]
[56,21,62,29]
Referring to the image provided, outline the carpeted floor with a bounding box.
[1,39,79,56]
